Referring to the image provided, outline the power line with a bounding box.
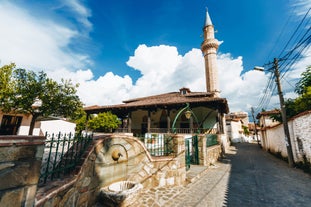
[254,7,311,112]
[265,6,296,62]
[278,7,311,58]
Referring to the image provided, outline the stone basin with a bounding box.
[99,181,143,207]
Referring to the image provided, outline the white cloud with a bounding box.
[0,1,90,71]
[1,1,308,116]
[77,72,133,106]
[62,0,92,31]
[292,0,311,16]
[77,44,274,113]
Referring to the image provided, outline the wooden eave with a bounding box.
[84,91,229,117]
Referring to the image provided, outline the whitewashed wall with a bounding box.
[264,124,288,157]
[227,120,243,143]
[18,119,76,136]
[261,111,311,163]
[291,111,311,162]
[39,120,76,136]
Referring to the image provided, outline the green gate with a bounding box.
[185,135,199,170]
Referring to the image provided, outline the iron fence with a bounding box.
[140,133,174,156]
[38,132,93,186]
[206,134,218,147]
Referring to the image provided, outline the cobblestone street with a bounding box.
[131,143,311,207]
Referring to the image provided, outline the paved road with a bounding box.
[222,143,311,207]
[166,143,311,207]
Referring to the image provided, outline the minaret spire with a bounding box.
[204,7,212,26]
[201,8,220,97]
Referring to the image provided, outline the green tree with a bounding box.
[295,66,311,95]
[242,125,250,135]
[87,112,121,132]
[0,63,15,111]
[271,66,311,122]
[73,109,88,134]
[0,64,84,135]
[291,86,311,113]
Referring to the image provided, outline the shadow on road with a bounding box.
[221,143,311,207]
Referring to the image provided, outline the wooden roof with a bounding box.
[84,90,229,116]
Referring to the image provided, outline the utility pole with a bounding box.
[273,58,294,167]
[251,107,260,146]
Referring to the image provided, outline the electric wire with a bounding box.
[253,7,311,113]
[265,6,296,62]
[278,7,311,58]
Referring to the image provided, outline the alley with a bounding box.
[223,143,311,207]
[138,143,311,207]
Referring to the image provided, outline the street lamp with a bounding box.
[184,110,192,119]
[171,103,191,133]
[171,103,200,134]
[253,58,294,167]
[253,66,264,72]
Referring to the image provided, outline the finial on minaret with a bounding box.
[204,7,213,26]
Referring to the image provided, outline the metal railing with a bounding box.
[140,134,174,156]
[38,132,93,186]
[114,128,129,133]
[206,134,218,147]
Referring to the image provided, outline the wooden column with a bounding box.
[147,111,151,133]
[190,116,194,134]
[167,110,171,133]
[128,112,132,133]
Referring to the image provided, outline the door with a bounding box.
[185,135,199,170]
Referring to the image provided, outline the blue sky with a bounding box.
[0,0,310,116]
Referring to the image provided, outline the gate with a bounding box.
[185,135,199,170]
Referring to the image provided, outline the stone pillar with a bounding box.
[198,134,207,166]
[172,134,186,169]
[0,136,45,207]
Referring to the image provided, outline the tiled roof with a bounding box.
[256,109,280,119]
[84,90,229,115]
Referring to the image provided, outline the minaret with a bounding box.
[201,8,220,97]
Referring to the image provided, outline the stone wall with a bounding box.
[35,134,187,207]
[0,136,45,207]
[35,140,100,207]
[95,134,186,189]
[198,134,222,166]
[260,110,311,163]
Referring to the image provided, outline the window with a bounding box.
[0,115,23,135]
